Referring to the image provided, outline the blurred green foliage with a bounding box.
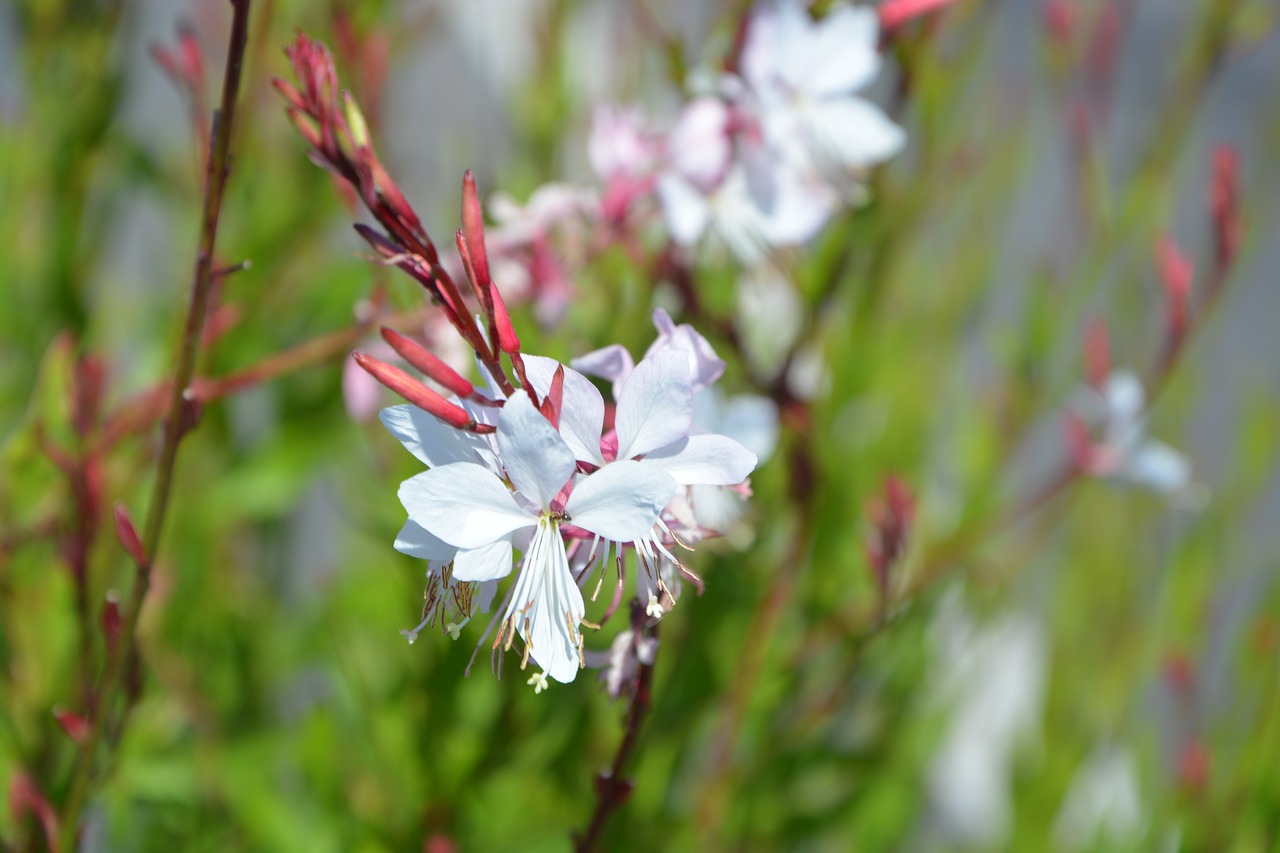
[2,1,1279,851]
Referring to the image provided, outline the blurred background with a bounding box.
[2,0,1279,850]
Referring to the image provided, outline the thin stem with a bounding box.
[574,617,660,853]
[56,3,252,846]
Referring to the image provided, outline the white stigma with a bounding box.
[527,670,550,694]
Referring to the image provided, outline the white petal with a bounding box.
[379,404,488,468]
[566,461,676,543]
[508,521,584,683]
[615,350,694,460]
[1122,441,1191,494]
[802,6,881,95]
[641,434,758,486]
[645,308,726,394]
[801,96,905,171]
[497,391,576,508]
[393,519,456,561]
[399,464,532,549]
[522,355,607,466]
[571,345,635,383]
[657,173,711,246]
[1105,371,1145,431]
[451,538,515,582]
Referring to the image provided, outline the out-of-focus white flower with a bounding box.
[739,0,905,179]
[927,594,1047,847]
[1076,371,1192,496]
[584,627,659,699]
[1052,746,1147,851]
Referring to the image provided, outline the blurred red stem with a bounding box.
[57,2,253,845]
[573,618,660,853]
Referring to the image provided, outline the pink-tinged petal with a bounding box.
[399,464,532,549]
[523,356,607,466]
[657,173,711,246]
[615,350,694,460]
[379,405,489,468]
[801,96,905,171]
[508,521,585,683]
[647,308,726,393]
[571,344,636,402]
[668,97,731,187]
[343,356,383,421]
[451,538,515,582]
[497,391,576,508]
[641,434,758,486]
[566,461,676,543]
[803,6,880,95]
[394,519,456,561]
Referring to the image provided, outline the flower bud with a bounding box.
[353,353,472,430]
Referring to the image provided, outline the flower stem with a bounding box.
[573,618,660,853]
[56,2,253,846]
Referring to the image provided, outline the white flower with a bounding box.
[740,0,905,178]
[398,391,677,683]
[1081,371,1192,496]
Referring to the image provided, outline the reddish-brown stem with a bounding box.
[56,3,253,845]
[574,617,660,853]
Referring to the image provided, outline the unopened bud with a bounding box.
[343,89,370,149]
[53,708,91,743]
[379,328,475,398]
[353,353,472,430]
[114,503,147,567]
[101,592,122,652]
[461,171,493,305]
[878,0,957,32]
[1083,316,1110,389]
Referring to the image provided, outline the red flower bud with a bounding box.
[353,353,472,430]
[379,328,475,398]
[53,708,91,743]
[114,503,147,567]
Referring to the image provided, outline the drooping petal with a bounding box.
[399,464,533,549]
[640,434,758,486]
[507,520,585,683]
[497,391,576,508]
[615,350,694,460]
[380,404,491,468]
[566,460,677,543]
[799,96,906,172]
[394,519,456,561]
[571,344,636,402]
[522,356,607,466]
[1122,441,1191,494]
[451,538,515,582]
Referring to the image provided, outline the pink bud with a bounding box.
[540,365,565,430]
[461,171,494,306]
[380,328,475,398]
[353,353,472,430]
[1083,316,1110,389]
[1155,236,1193,340]
[490,281,521,355]
[53,708,91,743]
[101,592,122,652]
[879,0,958,33]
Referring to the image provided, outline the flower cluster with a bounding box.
[480,0,914,323]
[386,335,757,685]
